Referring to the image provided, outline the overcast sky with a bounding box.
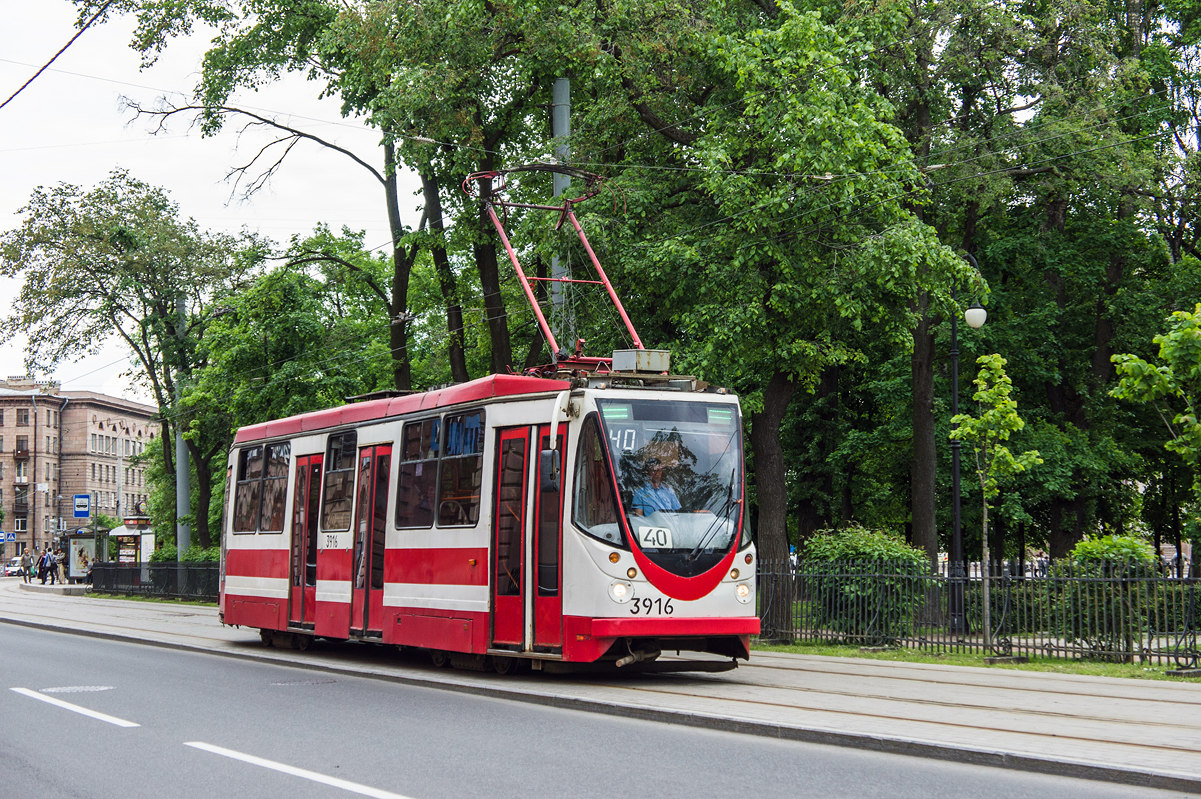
[1,1,417,403]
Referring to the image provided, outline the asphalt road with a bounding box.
[0,624,1192,799]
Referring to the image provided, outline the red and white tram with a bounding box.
[219,167,760,670]
[220,372,758,669]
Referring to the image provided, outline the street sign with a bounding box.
[3,533,12,542]
[73,494,91,518]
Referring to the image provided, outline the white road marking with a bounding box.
[11,687,140,727]
[185,741,417,799]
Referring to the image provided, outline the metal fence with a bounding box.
[757,559,1200,667]
[91,562,219,601]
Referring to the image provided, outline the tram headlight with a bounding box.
[735,583,752,604]
[609,581,634,603]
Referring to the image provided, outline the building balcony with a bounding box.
[12,501,28,513]
[13,476,27,485]
[13,449,29,460]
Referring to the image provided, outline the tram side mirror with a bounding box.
[540,449,560,492]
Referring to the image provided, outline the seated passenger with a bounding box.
[630,457,681,515]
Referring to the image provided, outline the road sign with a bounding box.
[3,533,12,542]
[73,494,91,518]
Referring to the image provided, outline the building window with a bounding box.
[14,517,26,532]
[16,409,28,426]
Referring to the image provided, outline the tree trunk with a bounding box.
[186,439,212,549]
[474,171,514,374]
[750,370,797,640]
[522,255,549,371]
[383,140,413,391]
[910,298,938,567]
[419,165,469,384]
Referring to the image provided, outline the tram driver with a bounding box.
[630,457,681,515]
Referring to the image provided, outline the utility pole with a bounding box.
[175,295,191,557]
[550,77,573,360]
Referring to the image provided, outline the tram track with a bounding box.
[4,580,1201,791]
[742,651,1201,705]
[597,670,1200,755]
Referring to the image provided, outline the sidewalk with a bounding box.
[2,577,1200,793]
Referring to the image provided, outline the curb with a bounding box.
[17,582,89,596]
[2,615,1198,794]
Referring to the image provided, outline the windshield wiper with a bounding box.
[685,469,740,562]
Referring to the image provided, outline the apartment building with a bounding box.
[0,377,157,555]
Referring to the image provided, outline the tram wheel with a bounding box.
[430,650,448,668]
[259,629,274,647]
[293,634,312,651]
[491,656,516,675]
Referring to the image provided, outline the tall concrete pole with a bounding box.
[175,295,191,557]
[550,77,573,359]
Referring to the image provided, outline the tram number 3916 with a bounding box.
[630,597,674,615]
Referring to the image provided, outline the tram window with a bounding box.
[572,415,625,546]
[322,431,358,531]
[494,437,525,596]
[396,418,439,528]
[233,446,263,533]
[537,439,564,596]
[437,410,484,526]
[258,442,291,533]
[371,450,390,589]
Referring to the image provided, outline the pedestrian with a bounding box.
[19,549,32,584]
[37,548,49,584]
[54,548,65,583]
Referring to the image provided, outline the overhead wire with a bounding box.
[0,1,116,111]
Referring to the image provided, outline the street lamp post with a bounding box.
[949,255,987,635]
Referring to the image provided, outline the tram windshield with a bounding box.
[596,398,743,577]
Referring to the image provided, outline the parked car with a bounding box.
[4,557,23,577]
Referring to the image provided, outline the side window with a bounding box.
[395,417,439,528]
[573,415,624,546]
[437,410,484,526]
[257,442,291,533]
[233,446,263,533]
[321,431,358,531]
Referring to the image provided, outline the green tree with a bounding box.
[0,170,262,547]
[1112,304,1201,495]
[1112,304,1201,571]
[951,353,1042,648]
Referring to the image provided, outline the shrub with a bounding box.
[799,525,930,645]
[1052,535,1157,661]
[150,544,221,563]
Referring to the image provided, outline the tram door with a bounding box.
[351,445,391,636]
[288,454,323,627]
[491,425,565,652]
[532,425,565,651]
[491,428,529,647]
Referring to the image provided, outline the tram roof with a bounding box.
[233,373,571,444]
